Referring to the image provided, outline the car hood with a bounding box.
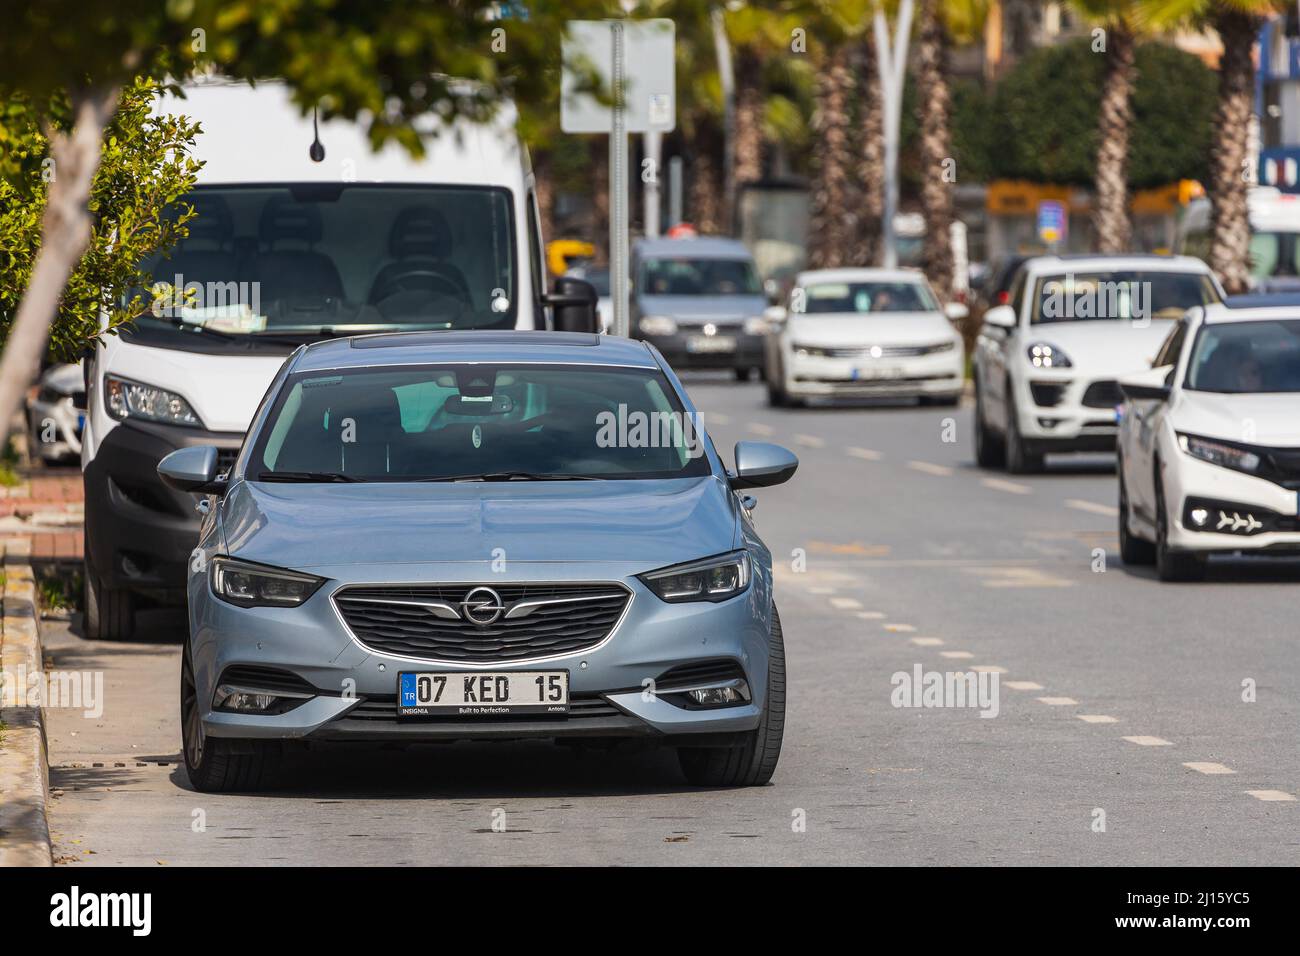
[220,475,738,571]
[1172,390,1300,446]
[1024,319,1175,376]
[785,311,957,346]
[636,294,767,324]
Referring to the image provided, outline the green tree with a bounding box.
[0,79,200,363]
[0,0,608,448]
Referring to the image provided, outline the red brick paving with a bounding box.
[3,469,84,564]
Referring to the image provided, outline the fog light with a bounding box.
[1037,417,1062,428]
[686,680,751,707]
[1190,508,1209,527]
[215,686,280,712]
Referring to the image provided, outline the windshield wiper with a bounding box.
[419,471,605,482]
[256,471,363,483]
[152,314,240,340]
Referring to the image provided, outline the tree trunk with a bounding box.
[732,45,765,233]
[851,41,885,267]
[808,43,854,269]
[1091,24,1135,254]
[590,138,609,265]
[1209,10,1258,294]
[916,0,955,299]
[688,125,725,235]
[0,87,118,450]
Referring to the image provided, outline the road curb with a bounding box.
[0,537,53,867]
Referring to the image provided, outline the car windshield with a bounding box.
[124,184,516,346]
[1185,320,1300,393]
[1031,270,1219,324]
[250,363,713,481]
[796,280,938,314]
[639,257,761,296]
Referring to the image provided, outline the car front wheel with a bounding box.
[181,640,282,793]
[1118,459,1156,565]
[677,607,786,788]
[973,377,1005,468]
[1155,471,1205,582]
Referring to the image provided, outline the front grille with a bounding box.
[346,693,622,721]
[1029,382,1067,407]
[334,583,631,663]
[1081,380,1122,408]
[1261,447,1300,490]
[795,342,952,359]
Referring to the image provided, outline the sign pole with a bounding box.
[610,20,630,338]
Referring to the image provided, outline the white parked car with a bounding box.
[764,268,967,407]
[973,255,1224,472]
[1116,303,1300,580]
[26,362,85,464]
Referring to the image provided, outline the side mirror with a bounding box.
[546,276,599,333]
[764,278,781,306]
[730,441,798,489]
[1118,365,1174,402]
[983,304,1017,329]
[944,301,970,322]
[70,390,88,411]
[158,445,224,494]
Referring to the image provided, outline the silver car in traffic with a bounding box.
[159,330,797,792]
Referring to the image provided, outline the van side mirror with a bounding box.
[158,445,225,494]
[730,441,798,489]
[983,304,1017,329]
[1118,365,1174,402]
[546,276,599,334]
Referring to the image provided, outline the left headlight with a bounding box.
[210,557,326,608]
[1177,433,1262,474]
[1026,342,1071,368]
[639,550,751,604]
[105,375,201,427]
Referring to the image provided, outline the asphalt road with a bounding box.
[44,374,1300,865]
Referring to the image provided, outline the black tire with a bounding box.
[1154,471,1205,583]
[83,552,135,641]
[677,607,786,788]
[923,393,962,408]
[734,367,754,382]
[1004,389,1043,474]
[1117,460,1156,565]
[973,378,1005,468]
[181,641,282,793]
[766,375,792,408]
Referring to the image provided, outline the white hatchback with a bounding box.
[763,268,966,407]
[1116,303,1300,580]
[973,255,1223,472]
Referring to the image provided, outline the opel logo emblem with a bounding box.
[460,586,505,626]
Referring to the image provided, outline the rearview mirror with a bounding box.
[546,276,599,333]
[1118,365,1174,402]
[944,301,970,322]
[158,445,224,494]
[983,304,1016,329]
[730,441,798,489]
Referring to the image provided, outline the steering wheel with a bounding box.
[370,268,468,307]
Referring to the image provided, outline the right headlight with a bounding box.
[639,550,751,604]
[638,315,678,336]
[1177,433,1262,474]
[210,556,326,608]
[105,375,201,427]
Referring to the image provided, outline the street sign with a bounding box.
[1037,199,1067,247]
[561,19,676,134]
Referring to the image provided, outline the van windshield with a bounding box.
[124,185,516,345]
[639,257,761,296]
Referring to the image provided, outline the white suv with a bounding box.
[973,255,1223,472]
[1117,303,1300,580]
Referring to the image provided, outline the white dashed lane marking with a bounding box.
[906,460,955,477]
[1004,680,1044,691]
[706,412,730,425]
[939,651,974,659]
[1123,735,1174,747]
[1077,714,1120,724]
[846,446,883,461]
[883,623,916,632]
[910,637,944,646]
[981,477,1033,495]
[1184,762,1236,775]
[1037,697,1078,706]
[1246,790,1297,802]
[1065,498,1119,517]
[829,597,862,610]
[973,665,1007,674]
[856,611,886,620]
[747,422,775,437]
[795,434,826,448]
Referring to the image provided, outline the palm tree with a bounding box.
[914,0,988,297]
[851,39,886,267]
[808,40,857,267]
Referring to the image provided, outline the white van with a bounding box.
[1177,186,1300,290]
[81,78,595,638]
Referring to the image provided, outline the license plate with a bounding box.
[686,335,736,353]
[852,366,904,380]
[397,671,568,717]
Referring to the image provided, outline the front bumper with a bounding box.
[189,563,773,743]
[1014,372,1123,451]
[1164,451,1300,554]
[638,329,765,371]
[84,420,243,599]
[785,349,964,400]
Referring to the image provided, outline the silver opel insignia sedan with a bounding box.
[158,330,798,792]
